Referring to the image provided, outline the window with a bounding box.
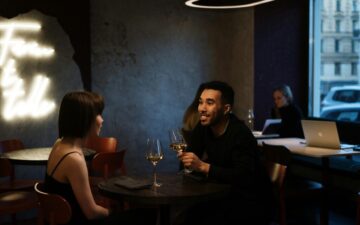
[353,20,358,31]
[333,90,359,102]
[336,0,341,12]
[309,0,360,117]
[335,20,341,32]
[354,0,358,12]
[352,62,358,75]
[334,62,341,75]
[352,40,356,53]
[335,39,339,52]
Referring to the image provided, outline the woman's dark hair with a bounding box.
[58,91,97,138]
[182,83,205,131]
[90,92,104,115]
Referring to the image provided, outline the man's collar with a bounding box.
[211,116,230,137]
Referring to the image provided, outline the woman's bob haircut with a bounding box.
[58,91,98,138]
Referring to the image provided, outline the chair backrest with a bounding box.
[261,142,292,166]
[84,136,117,153]
[0,139,24,153]
[0,158,15,180]
[261,143,291,189]
[92,150,126,179]
[34,182,72,225]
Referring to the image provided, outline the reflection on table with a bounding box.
[0,147,96,165]
[98,173,231,225]
[252,131,279,139]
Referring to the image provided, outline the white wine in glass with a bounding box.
[145,138,163,188]
[169,129,192,174]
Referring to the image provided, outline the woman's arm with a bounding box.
[65,153,109,220]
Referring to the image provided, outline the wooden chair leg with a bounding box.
[279,193,287,225]
[356,192,360,225]
[319,189,328,225]
[11,213,17,225]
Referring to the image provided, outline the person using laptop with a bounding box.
[271,84,304,138]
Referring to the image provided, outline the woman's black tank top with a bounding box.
[43,151,89,225]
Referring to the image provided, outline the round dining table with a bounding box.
[98,173,231,225]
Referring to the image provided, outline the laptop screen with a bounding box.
[262,119,281,134]
[301,120,342,149]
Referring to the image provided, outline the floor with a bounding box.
[285,188,357,225]
[2,189,357,225]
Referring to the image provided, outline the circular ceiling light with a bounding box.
[185,0,275,9]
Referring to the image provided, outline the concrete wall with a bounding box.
[0,1,254,221]
[91,0,254,175]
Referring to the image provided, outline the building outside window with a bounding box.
[354,0,358,11]
[310,0,360,117]
[335,39,340,52]
[353,40,357,53]
[335,62,341,75]
[336,0,341,12]
[352,62,358,75]
[336,20,341,32]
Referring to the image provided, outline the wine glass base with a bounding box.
[152,182,162,190]
[177,168,193,175]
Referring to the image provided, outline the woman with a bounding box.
[44,91,155,225]
[182,83,205,143]
[44,91,109,224]
[271,84,304,138]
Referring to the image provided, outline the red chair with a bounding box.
[0,139,38,191]
[0,159,39,224]
[84,136,117,153]
[0,139,24,153]
[91,150,127,179]
[262,143,325,225]
[84,136,127,175]
[0,158,40,192]
[90,150,127,209]
[34,182,72,225]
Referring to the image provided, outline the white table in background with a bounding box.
[258,138,360,225]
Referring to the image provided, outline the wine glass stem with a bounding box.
[153,165,157,185]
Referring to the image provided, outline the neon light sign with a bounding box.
[0,21,55,120]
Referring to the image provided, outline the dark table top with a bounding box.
[0,147,96,165]
[98,173,231,205]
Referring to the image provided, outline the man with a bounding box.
[179,81,273,225]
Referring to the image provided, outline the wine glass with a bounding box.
[168,129,192,174]
[145,138,163,188]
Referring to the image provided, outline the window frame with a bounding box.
[309,0,360,118]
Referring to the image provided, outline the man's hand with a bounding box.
[179,152,210,174]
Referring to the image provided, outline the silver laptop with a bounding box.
[301,120,354,149]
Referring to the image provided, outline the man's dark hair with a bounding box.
[58,91,97,138]
[201,81,234,106]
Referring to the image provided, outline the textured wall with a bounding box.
[91,0,254,175]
